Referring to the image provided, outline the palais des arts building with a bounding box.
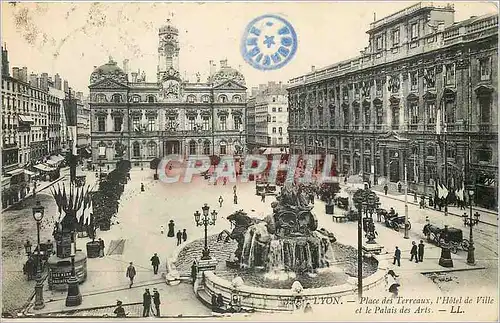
[89,20,246,170]
[287,3,498,209]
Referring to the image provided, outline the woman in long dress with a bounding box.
[167,220,175,237]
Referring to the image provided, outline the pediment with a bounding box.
[213,79,247,90]
[89,78,129,90]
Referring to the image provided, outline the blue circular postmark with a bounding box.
[241,14,298,71]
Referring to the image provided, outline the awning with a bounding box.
[19,115,34,123]
[50,155,65,162]
[24,169,36,176]
[260,147,286,155]
[6,169,24,176]
[33,164,56,172]
[46,160,59,166]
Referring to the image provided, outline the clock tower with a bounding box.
[157,19,180,82]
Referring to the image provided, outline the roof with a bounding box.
[34,164,56,172]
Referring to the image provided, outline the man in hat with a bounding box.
[98,238,105,257]
[152,288,161,317]
[150,253,160,274]
[126,262,136,288]
[114,300,126,317]
[176,230,183,246]
[142,288,151,317]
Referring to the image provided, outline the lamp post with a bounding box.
[32,201,45,310]
[65,234,82,306]
[404,162,409,239]
[466,186,477,265]
[194,204,218,260]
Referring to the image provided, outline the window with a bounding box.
[480,57,491,81]
[133,142,140,157]
[424,68,436,88]
[479,95,491,124]
[98,116,106,132]
[148,142,157,156]
[272,116,276,123]
[364,107,370,126]
[376,80,383,97]
[203,141,210,155]
[476,146,492,162]
[202,117,210,130]
[220,142,226,155]
[220,116,226,130]
[147,96,155,103]
[272,96,276,103]
[444,100,455,125]
[234,116,242,130]
[167,117,177,130]
[96,94,107,102]
[278,107,282,112]
[410,23,418,40]
[219,95,228,103]
[147,116,156,131]
[408,101,419,125]
[272,107,276,112]
[189,141,197,155]
[343,108,350,126]
[187,95,196,103]
[376,105,383,125]
[278,127,283,134]
[376,36,383,50]
[427,102,436,124]
[132,95,140,103]
[188,117,196,130]
[114,116,123,132]
[233,95,241,103]
[202,95,210,103]
[272,127,277,134]
[112,94,122,103]
[133,116,140,131]
[391,107,399,127]
[410,72,418,91]
[354,108,360,124]
[445,64,455,86]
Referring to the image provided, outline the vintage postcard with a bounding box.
[1,1,498,321]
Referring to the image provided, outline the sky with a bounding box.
[1,1,498,95]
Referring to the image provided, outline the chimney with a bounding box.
[209,60,215,77]
[29,73,39,88]
[20,67,28,82]
[311,65,316,73]
[123,59,130,75]
[1,44,9,77]
[63,80,69,93]
[54,73,62,90]
[40,72,49,91]
[131,71,138,83]
[12,67,19,80]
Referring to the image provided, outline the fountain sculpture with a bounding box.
[218,182,337,278]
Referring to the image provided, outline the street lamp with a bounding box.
[466,186,477,265]
[194,204,218,260]
[24,240,32,256]
[32,201,45,310]
[65,239,82,306]
[403,162,409,239]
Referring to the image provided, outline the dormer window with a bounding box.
[219,95,228,103]
[187,95,196,103]
[202,95,210,103]
[233,95,241,103]
[147,95,156,103]
[112,94,122,103]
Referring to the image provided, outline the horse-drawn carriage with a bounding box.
[255,180,277,196]
[423,224,469,254]
[382,210,411,231]
[335,196,349,210]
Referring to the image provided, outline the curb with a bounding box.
[378,193,498,227]
[420,266,487,274]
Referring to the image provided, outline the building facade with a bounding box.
[249,82,289,151]
[287,3,498,209]
[89,20,247,167]
[75,92,91,152]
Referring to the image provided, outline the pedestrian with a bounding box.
[261,193,266,203]
[413,191,418,203]
[24,258,34,280]
[141,183,145,192]
[418,240,425,262]
[344,175,348,185]
[383,184,388,195]
[150,253,160,274]
[142,288,151,317]
[304,302,313,313]
[98,238,105,257]
[152,288,161,317]
[167,220,175,237]
[397,182,402,193]
[393,246,401,267]
[233,185,237,195]
[114,300,126,317]
[160,225,165,235]
[233,193,238,204]
[410,241,419,263]
[218,196,223,207]
[176,230,182,246]
[126,262,136,288]
[386,270,400,298]
[182,229,187,242]
[191,261,197,285]
[223,177,227,185]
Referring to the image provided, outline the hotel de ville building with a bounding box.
[287,3,498,210]
[89,20,247,170]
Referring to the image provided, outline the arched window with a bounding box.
[112,94,122,103]
[133,142,140,157]
[219,95,228,103]
[187,95,196,103]
[202,95,210,103]
[96,94,107,103]
[147,141,157,157]
[189,140,197,155]
[232,95,241,103]
[147,95,156,103]
[131,95,141,103]
[203,141,211,155]
[220,141,227,155]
